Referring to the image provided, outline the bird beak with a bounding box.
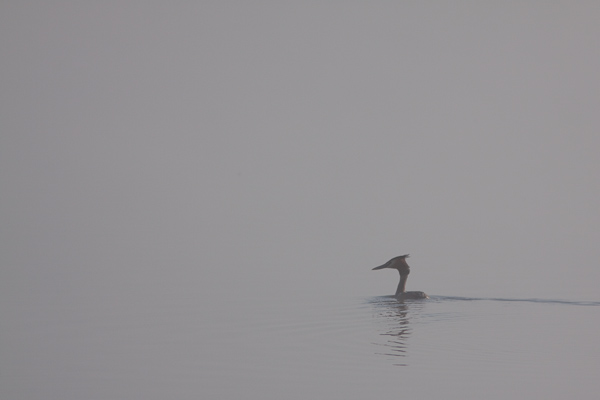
[372,264,388,270]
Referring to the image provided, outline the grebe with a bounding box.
[372,254,428,299]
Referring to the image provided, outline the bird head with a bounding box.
[372,254,410,275]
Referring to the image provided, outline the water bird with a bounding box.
[372,254,428,299]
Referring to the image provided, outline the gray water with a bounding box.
[4,288,599,399]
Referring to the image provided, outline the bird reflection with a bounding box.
[369,296,426,366]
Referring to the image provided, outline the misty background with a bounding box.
[2,1,599,329]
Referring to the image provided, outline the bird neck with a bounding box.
[396,274,408,296]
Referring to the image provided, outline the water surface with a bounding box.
[3,291,600,399]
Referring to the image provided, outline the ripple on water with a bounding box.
[202,292,600,397]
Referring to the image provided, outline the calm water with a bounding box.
[3,290,600,399]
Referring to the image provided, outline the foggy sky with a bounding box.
[2,1,600,310]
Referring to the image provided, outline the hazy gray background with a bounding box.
[2,1,600,320]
